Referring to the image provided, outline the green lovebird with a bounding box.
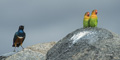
[83,12,90,28]
[89,9,98,27]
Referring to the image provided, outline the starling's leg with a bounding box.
[13,47,16,52]
[21,45,24,49]
[13,44,17,52]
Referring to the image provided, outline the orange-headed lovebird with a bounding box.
[12,25,26,52]
[89,9,98,27]
[83,12,90,28]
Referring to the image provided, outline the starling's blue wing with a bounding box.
[13,32,18,47]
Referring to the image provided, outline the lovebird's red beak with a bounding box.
[95,11,97,14]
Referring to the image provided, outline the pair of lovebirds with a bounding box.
[83,9,98,28]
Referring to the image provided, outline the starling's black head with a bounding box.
[19,25,24,30]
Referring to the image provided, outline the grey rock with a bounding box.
[46,27,120,60]
[0,52,16,60]
[0,56,7,60]
[5,42,56,60]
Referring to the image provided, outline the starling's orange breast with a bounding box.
[14,36,24,47]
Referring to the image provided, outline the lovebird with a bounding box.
[89,9,98,27]
[12,25,26,52]
[83,12,90,28]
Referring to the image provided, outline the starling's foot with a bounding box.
[22,48,24,49]
[13,50,16,52]
[21,48,25,52]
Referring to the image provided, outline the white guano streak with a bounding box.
[71,31,90,44]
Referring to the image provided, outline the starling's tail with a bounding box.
[17,44,20,47]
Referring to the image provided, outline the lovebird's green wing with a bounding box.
[89,17,98,27]
[83,19,89,28]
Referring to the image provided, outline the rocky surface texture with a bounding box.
[0,52,16,60]
[1,27,120,60]
[46,27,120,60]
[0,56,7,60]
[5,42,56,60]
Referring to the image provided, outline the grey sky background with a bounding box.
[0,0,120,54]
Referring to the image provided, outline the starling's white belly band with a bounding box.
[18,36,24,39]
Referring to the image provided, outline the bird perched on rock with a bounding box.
[83,12,90,28]
[89,9,98,27]
[12,25,26,52]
